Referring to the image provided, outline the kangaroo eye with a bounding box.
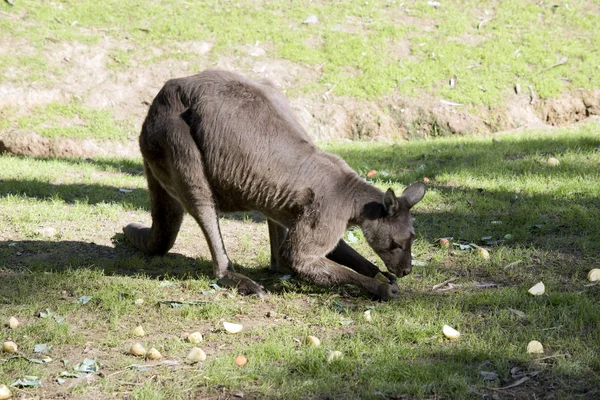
[390,241,404,251]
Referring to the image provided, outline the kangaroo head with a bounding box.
[361,183,426,278]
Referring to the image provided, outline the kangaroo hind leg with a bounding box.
[123,160,184,255]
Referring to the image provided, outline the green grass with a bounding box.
[2,0,599,104]
[1,122,599,399]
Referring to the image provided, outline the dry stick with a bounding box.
[491,376,531,391]
[536,353,570,361]
[432,277,459,290]
[503,260,523,270]
[529,85,537,105]
[538,57,568,74]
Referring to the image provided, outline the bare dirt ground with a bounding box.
[1,32,600,159]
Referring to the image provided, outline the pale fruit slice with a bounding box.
[223,321,243,334]
[363,310,372,322]
[476,247,490,260]
[375,272,390,283]
[7,317,20,329]
[327,350,343,363]
[133,326,145,337]
[547,157,560,167]
[187,332,203,344]
[2,341,17,353]
[527,340,544,354]
[442,325,460,340]
[528,281,545,296]
[305,335,321,346]
[146,347,162,360]
[0,384,12,400]
[187,347,207,363]
[130,342,146,357]
[587,268,600,282]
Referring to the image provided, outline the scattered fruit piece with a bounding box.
[133,326,145,337]
[7,317,20,329]
[366,170,377,178]
[442,325,460,340]
[374,272,390,283]
[439,238,450,248]
[528,281,545,296]
[0,384,12,400]
[327,350,343,363]
[187,332,203,344]
[223,321,243,334]
[363,310,372,322]
[146,347,162,360]
[130,342,146,357]
[587,268,600,282]
[235,355,248,366]
[305,335,321,346]
[547,157,560,167]
[476,247,490,260]
[187,347,207,363]
[134,298,144,305]
[423,177,430,183]
[527,340,544,354]
[2,341,17,353]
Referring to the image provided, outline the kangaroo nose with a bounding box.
[400,268,412,277]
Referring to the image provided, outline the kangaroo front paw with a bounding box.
[377,282,399,301]
[218,272,269,298]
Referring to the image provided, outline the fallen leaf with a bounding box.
[303,15,319,24]
[507,308,527,318]
[74,358,99,373]
[479,370,499,381]
[33,343,52,353]
[11,376,42,388]
[77,296,92,305]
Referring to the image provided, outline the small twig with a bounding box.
[440,99,463,107]
[528,85,537,105]
[504,260,523,270]
[398,77,415,87]
[478,18,492,29]
[538,57,568,74]
[541,325,562,331]
[535,353,570,361]
[493,376,531,390]
[584,282,599,287]
[432,277,458,290]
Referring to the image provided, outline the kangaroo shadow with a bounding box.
[0,235,319,303]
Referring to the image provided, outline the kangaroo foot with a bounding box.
[218,272,269,298]
[123,223,152,252]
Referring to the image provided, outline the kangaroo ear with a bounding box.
[383,188,400,216]
[401,183,427,209]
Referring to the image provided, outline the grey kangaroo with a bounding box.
[123,69,426,300]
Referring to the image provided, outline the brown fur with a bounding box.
[123,69,426,299]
